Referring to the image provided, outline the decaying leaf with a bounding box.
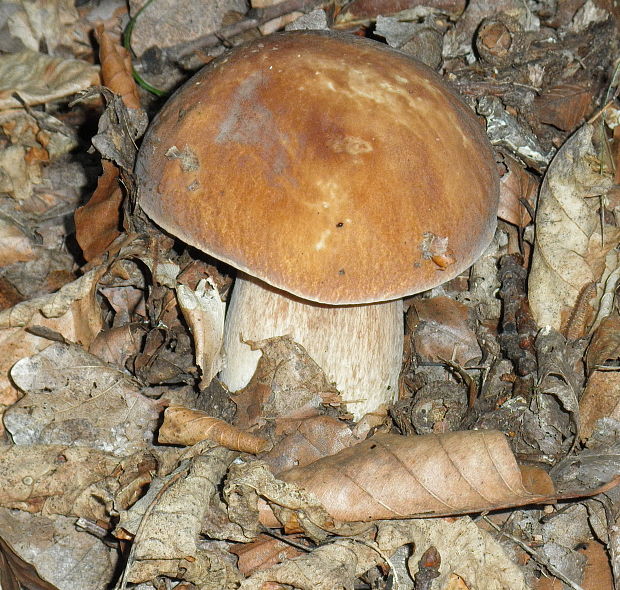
[1,0,88,57]
[233,336,342,430]
[408,296,482,366]
[0,445,156,520]
[497,152,538,227]
[159,405,268,453]
[528,124,618,331]
[6,343,161,455]
[176,278,225,388]
[586,312,620,373]
[580,371,620,441]
[230,534,304,576]
[258,431,556,525]
[0,51,100,110]
[0,533,60,590]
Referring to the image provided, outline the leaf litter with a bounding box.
[0,2,619,590]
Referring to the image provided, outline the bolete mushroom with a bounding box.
[136,31,499,420]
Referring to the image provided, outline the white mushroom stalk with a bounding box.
[220,273,403,420]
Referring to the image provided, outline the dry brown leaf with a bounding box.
[259,431,556,526]
[159,405,269,453]
[0,51,100,110]
[0,445,156,520]
[74,160,123,262]
[533,83,593,132]
[580,371,620,440]
[497,152,538,227]
[528,124,619,331]
[232,336,342,430]
[89,323,145,368]
[406,518,528,590]
[408,296,482,366]
[96,25,141,109]
[120,448,240,586]
[586,312,620,373]
[0,509,117,590]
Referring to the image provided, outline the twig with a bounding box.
[163,0,325,62]
[482,516,586,590]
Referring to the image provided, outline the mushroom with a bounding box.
[136,31,499,420]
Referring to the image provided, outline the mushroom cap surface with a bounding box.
[137,31,499,304]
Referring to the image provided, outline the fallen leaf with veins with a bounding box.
[529,124,619,331]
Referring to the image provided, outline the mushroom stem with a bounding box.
[220,273,404,420]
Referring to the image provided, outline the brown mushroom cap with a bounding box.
[137,31,499,305]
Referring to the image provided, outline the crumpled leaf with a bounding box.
[233,336,342,430]
[0,445,156,521]
[0,51,100,110]
[528,124,618,331]
[159,405,268,453]
[6,343,160,455]
[176,278,225,388]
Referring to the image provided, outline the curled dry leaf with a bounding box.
[96,25,141,110]
[259,431,556,526]
[159,405,269,453]
[0,445,156,521]
[230,534,303,576]
[408,296,482,366]
[121,449,240,586]
[528,124,619,332]
[0,51,100,110]
[176,278,225,388]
